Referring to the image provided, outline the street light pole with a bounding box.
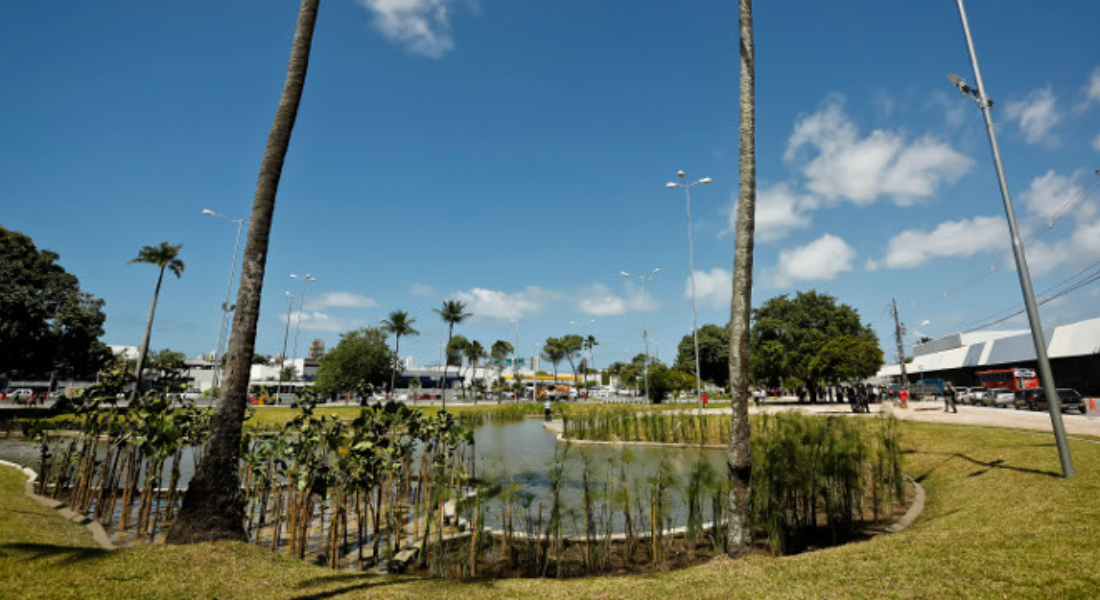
[667,170,712,417]
[510,319,521,402]
[289,273,316,374]
[202,209,249,391]
[621,269,659,403]
[952,0,1074,477]
[276,291,294,404]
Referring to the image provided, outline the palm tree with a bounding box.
[434,299,471,412]
[168,0,321,545]
[128,242,184,403]
[727,0,757,557]
[542,337,567,399]
[584,334,599,396]
[559,334,584,398]
[490,340,514,403]
[380,310,419,399]
[462,340,486,403]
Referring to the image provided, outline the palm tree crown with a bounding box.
[380,310,419,339]
[434,299,471,330]
[130,242,185,278]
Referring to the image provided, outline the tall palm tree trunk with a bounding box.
[442,325,453,412]
[130,267,166,403]
[389,335,401,399]
[727,0,756,557]
[168,0,320,544]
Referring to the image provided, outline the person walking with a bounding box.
[944,382,958,413]
[898,387,909,409]
[543,398,552,421]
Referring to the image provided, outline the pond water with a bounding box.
[0,419,726,535]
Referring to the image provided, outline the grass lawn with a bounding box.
[2,421,1099,598]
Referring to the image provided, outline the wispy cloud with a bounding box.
[1004,86,1061,146]
[879,216,1004,269]
[357,0,464,58]
[452,286,557,321]
[575,283,657,317]
[409,283,435,297]
[684,268,732,309]
[305,292,378,310]
[283,311,365,333]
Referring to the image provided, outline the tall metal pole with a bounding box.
[276,292,294,403]
[290,273,315,369]
[955,0,1073,477]
[204,211,248,391]
[642,276,651,403]
[684,183,704,417]
[512,319,520,402]
[892,298,909,388]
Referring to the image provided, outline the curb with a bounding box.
[0,459,115,550]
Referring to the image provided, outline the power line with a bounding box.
[960,256,1100,333]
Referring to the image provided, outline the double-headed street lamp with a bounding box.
[509,319,521,401]
[667,170,712,417]
[289,273,316,367]
[950,0,1073,477]
[201,209,249,390]
[620,268,659,402]
[571,319,595,398]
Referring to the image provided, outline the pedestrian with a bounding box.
[899,387,909,409]
[543,398,552,421]
[944,382,958,413]
[0,391,6,404]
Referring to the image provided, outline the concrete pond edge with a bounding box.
[0,459,115,550]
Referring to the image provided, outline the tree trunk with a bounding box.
[727,0,755,558]
[130,266,165,403]
[389,335,401,399]
[167,0,320,544]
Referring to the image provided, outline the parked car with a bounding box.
[1014,388,1086,414]
[8,388,34,401]
[991,390,1016,408]
[977,388,999,406]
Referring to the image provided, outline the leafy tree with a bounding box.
[170,0,321,544]
[312,328,395,400]
[675,323,731,388]
[750,290,879,401]
[462,339,486,401]
[129,242,185,402]
[541,337,567,391]
[379,309,418,397]
[490,340,514,402]
[446,335,469,368]
[0,225,111,379]
[146,349,189,396]
[647,365,698,403]
[559,334,584,394]
[808,336,884,385]
[434,299,472,411]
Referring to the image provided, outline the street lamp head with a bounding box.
[619,271,631,277]
[290,273,299,280]
[201,209,215,216]
[651,267,660,275]
[677,170,685,179]
[698,177,712,184]
[665,182,678,188]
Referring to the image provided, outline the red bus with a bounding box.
[977,368,1038,392]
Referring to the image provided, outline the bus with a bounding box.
[977,368,1038,393]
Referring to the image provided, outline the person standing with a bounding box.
[899,387,909,409]
[944,382,958,413]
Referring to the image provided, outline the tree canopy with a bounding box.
[0,225,111,378]
[313,328,395,398]
[749,290,881,396]
[675,323,731,388]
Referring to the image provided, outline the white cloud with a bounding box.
[881,216,1004,269]
[1078,67,1100,112]
[409,283,435,297]
[357,0,461,58]
[684,268,732,309]
[305,292,378,310]
[575,283,657,317]
[768,234,856,287]
[785,95,972,206]
[1004,86,1061,146]
[452,286,556,321]
[1092,131,1100,152]
[727,182,817,243]
[1019,170,1095,224]
[283,311,364,333]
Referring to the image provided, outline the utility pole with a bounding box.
[891,298,909,388]
[952,0,1074,477]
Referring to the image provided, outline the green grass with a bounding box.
[4,421,1100,598]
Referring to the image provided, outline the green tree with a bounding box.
[808,336,884,385]
[312,328,395,400]
[147,349,189,397]
[434,299,472,412]
[559,334,584,395]
[675,324,731,389]
[0,226,110,379]
[751,290,879,401]
[379,310,418,398]
[490,340,514,402]
[728,0,758,557]
[170,0,321,544]
[541,337,567,394]
[128,242,184,403]
[462,340,486,402]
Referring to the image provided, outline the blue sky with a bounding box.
[3,0,1100,369]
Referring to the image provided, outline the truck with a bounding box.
[910,378,947,400]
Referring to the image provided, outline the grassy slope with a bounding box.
[2,422,1099,599]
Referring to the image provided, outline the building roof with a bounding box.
[1048,316,1100,359]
